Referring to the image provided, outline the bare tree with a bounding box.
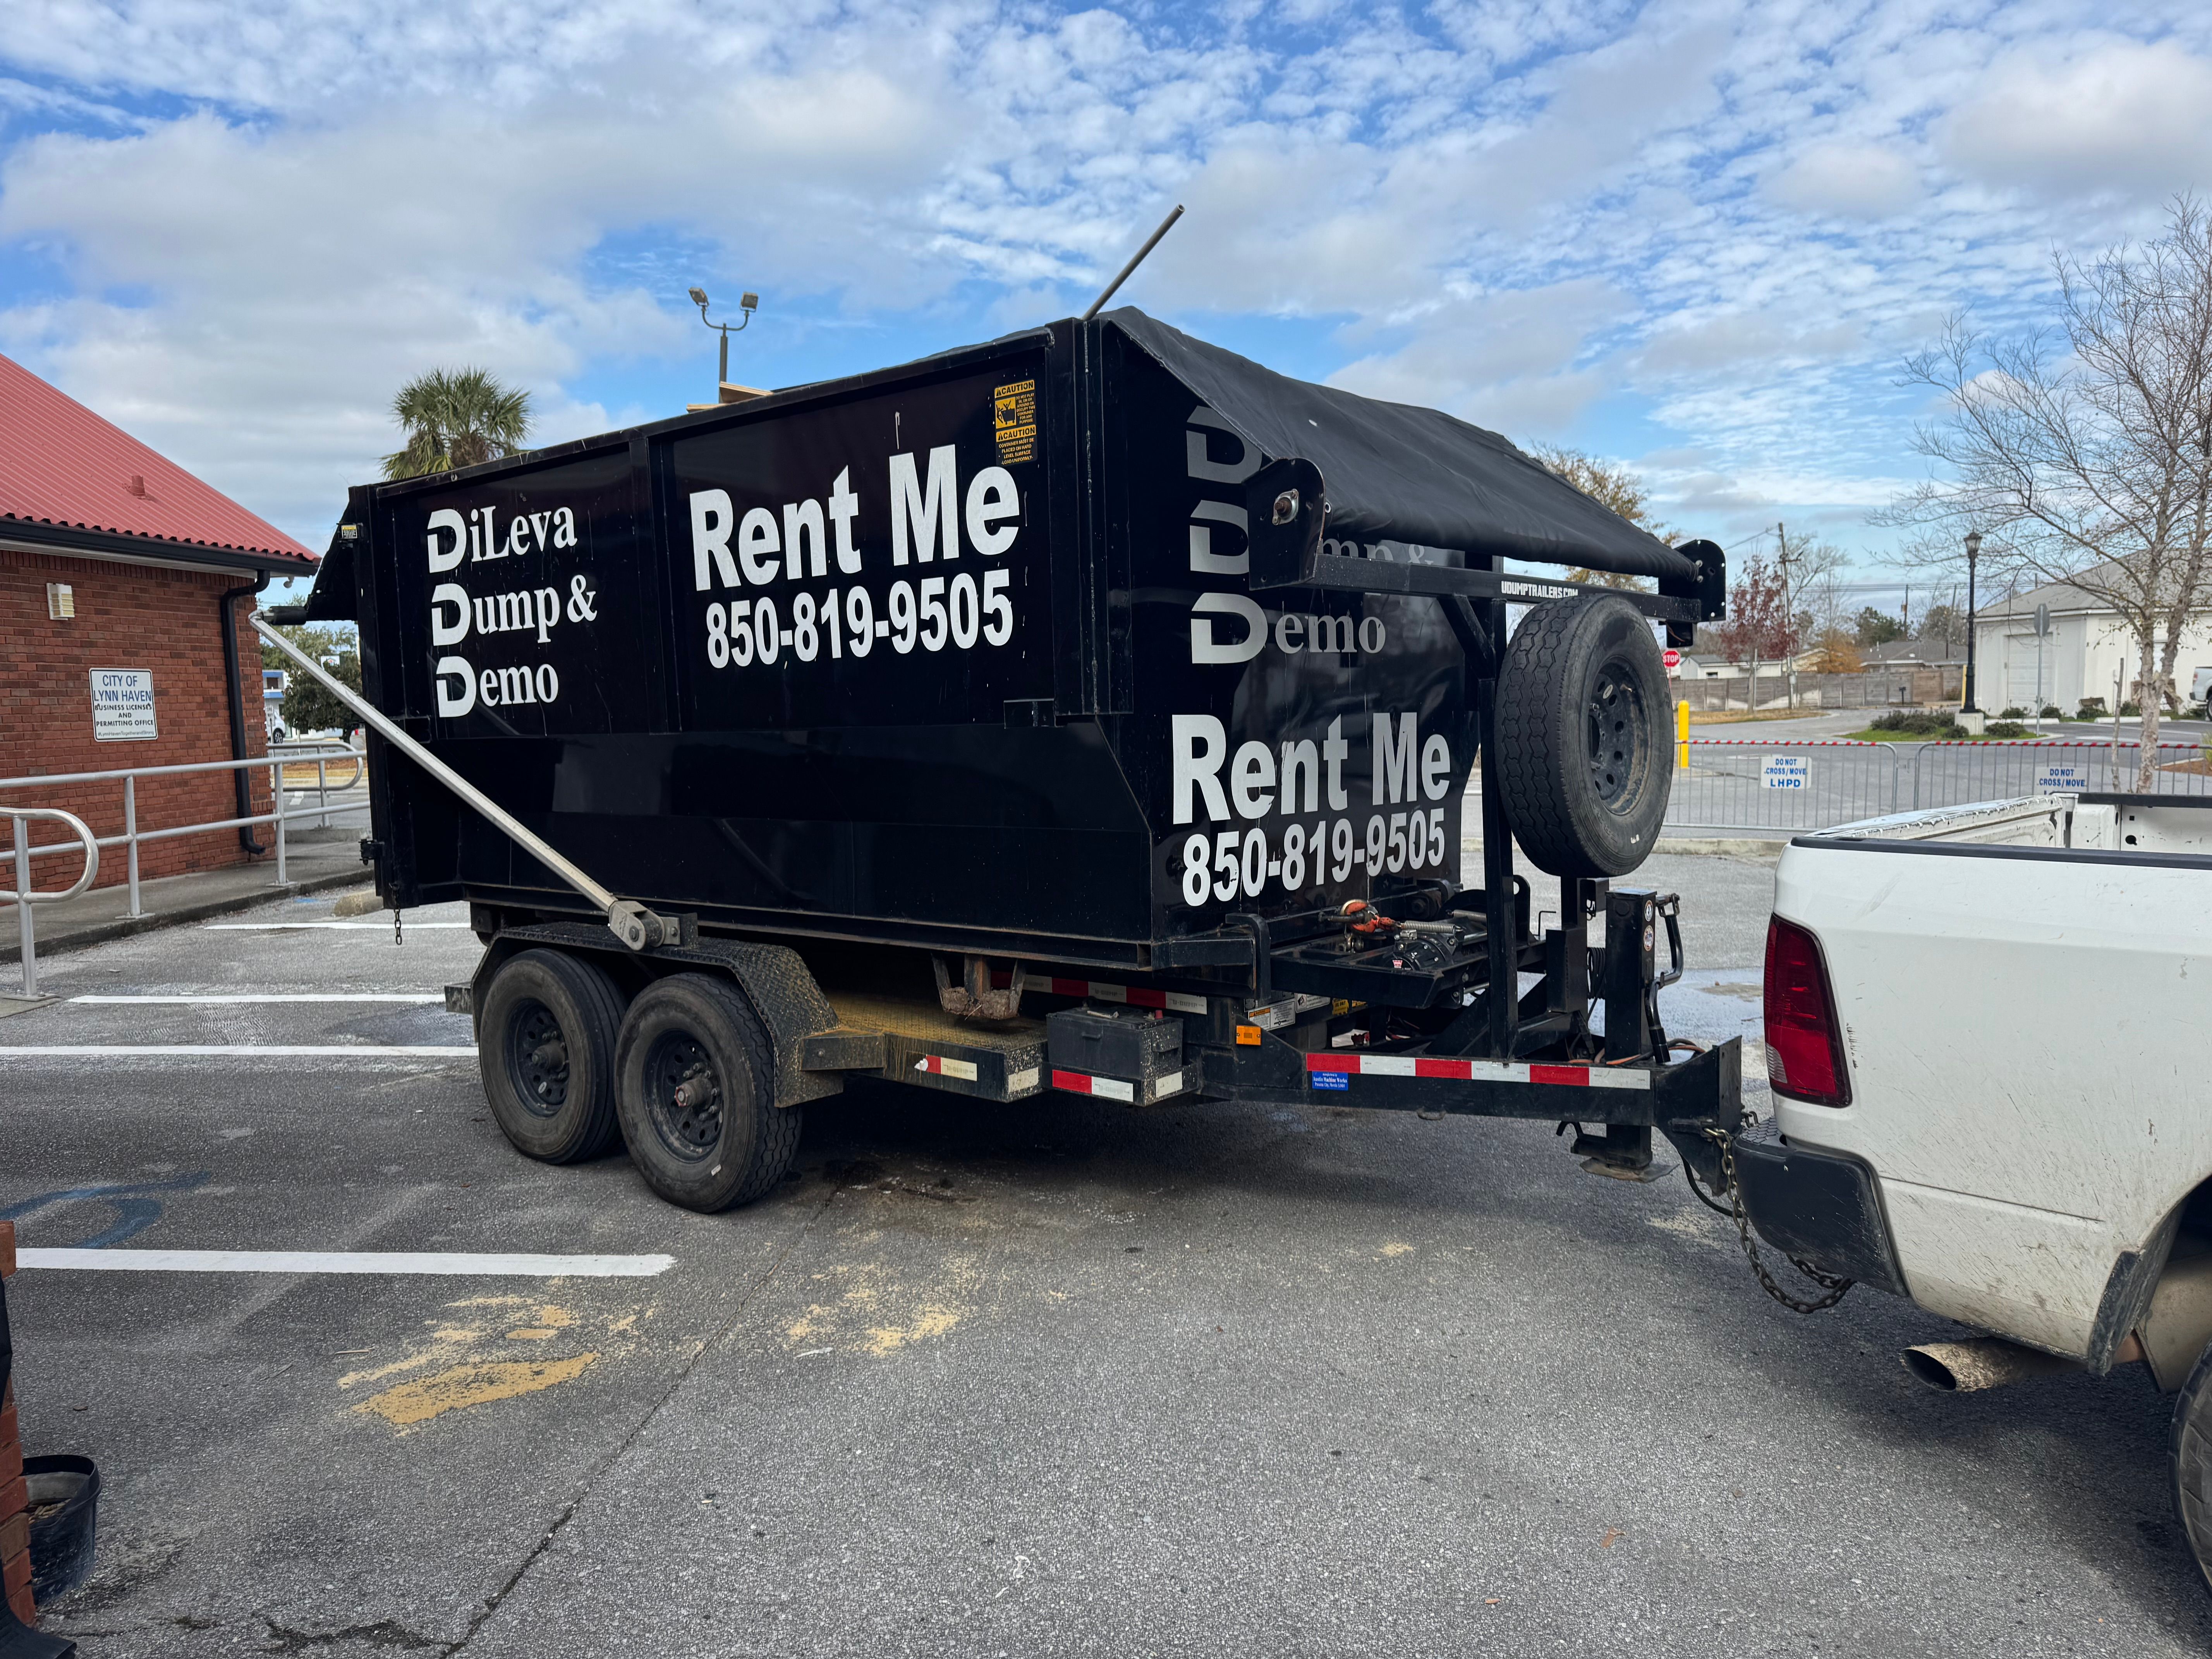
[1881,197,2212,785]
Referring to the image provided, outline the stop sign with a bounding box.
[1664,647,1681,671]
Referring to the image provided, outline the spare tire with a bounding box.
[1492,593,1673,878]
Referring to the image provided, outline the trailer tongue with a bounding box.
[273,307,1740,1212]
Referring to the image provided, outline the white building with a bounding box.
[1975,571,2212,713]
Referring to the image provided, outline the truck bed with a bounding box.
[1767,792,2212,1358]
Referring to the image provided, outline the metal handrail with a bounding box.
[270,741,364,795]
[0,743,368,929]
[0,743,358,792]
[4,807,99,997]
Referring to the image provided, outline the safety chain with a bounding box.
[1699,1128,1853,1314]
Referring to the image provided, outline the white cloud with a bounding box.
[1766,143,1920,220]
[6,2,2212,556]
[1943,40,2212,200]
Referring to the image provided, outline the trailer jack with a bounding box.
[1565,1121,1665,1183]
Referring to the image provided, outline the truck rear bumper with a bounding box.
[1733,1118,1908,1297]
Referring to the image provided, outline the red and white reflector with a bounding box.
[1305,1054,1649,1090]
[998,972,1207,1015]
[1051,1068,1136,1102]
[1762,915,1850,1106]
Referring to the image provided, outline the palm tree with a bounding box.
[381,368,533,479]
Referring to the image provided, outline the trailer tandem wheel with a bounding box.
[1493,592,1674,878]
[614,972,802,1212]
[477,949,626,1164]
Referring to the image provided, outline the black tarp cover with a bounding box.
[1104,308,1689,581]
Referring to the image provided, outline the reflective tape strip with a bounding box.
[1304,1054,1649,1091]
[1051,1068,1135,1103]
[1036,976,1209,1015]
[914,1054,979,1082]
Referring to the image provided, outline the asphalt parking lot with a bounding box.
[5,855,2208,1657]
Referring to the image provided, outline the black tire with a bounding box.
[2173,1336,2212,1595]
[478,949,625,1164]
[1492,593,1673,878]
[613,973,802,1213]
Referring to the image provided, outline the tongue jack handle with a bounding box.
[253,618,684,951]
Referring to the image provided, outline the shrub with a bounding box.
[1986,721,2030,738]
[2119,700,2142,716]
[1868,710,1963,737]
[2041,705,2063,718]
[2078,698,2108,719]
[1999,706,2027,719]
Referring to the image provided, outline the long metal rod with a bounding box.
[1082,204,1184,320]
[252,619,620,916]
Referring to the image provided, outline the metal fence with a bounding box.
[1665,737,2212,833]
[1674,667,1965,714]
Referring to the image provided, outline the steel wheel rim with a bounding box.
[645,1031,722,1161]
[505,998,569,1119]
[1585,660,1649,813]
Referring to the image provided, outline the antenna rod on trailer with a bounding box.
[1083,205,1185,320]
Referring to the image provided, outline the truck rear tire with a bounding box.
[1492,592,1673,878]
[2173,1336,2212,1596]
[478,949,625,1164]
[613,973,802,1213]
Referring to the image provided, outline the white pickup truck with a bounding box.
[1732,790,2212,1589]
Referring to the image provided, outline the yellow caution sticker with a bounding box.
[993,380,1037,464]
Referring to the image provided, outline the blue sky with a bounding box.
[7,0,2212,613]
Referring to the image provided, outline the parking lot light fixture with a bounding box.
[689,286,759,389]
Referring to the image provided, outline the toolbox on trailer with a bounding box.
[275,308,1743,1214]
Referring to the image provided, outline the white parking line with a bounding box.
[19,1249,673,1277]
[203,922,474,931]
[0,1045,477,1058]
[70,994,445,1005]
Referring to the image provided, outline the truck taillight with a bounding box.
[1764,916,1850,1107]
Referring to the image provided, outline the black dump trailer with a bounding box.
[271,309,1743,1214]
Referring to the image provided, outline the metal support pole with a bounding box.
[1480,601,1520,1060]
[317,756,330,827]
[273,757,288,886]
[125,774,142,917]
[13,831,32,999]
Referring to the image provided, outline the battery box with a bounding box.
[1046,1004,1186,1104]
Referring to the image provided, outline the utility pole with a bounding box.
[1777,522,1795,711]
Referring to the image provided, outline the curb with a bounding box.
[0,866,368,966]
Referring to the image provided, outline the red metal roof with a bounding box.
[0,352,316,567]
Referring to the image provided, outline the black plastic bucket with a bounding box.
[22,1456,98,1605]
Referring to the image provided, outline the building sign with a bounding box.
[1761,754,1809,790]
[90,668,158,741]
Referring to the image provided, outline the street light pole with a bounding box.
[1963,529,1983,713]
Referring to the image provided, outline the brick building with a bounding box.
[2,353,318,892]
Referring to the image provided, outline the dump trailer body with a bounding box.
[306,311,1702,967]
[286,310,1745,1210]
